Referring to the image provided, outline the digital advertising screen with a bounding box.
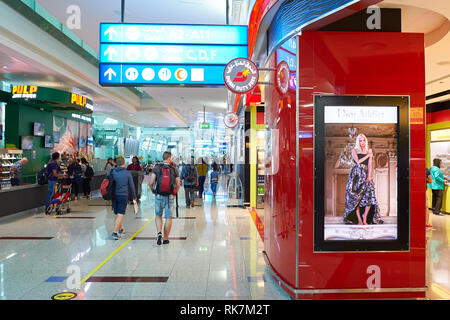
[33,122,45,136]
[314,95,410,252]
[44,135,53,148]
[79,137,86,148]
[21,136,33,150]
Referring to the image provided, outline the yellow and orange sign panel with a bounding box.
[70,93,87,107]
[11,85,38,98]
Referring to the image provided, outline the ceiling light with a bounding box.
[2,66,7,69]
[103,117,118,125]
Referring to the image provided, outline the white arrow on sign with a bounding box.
[104,26,118,40]
[104,47,118,60]
[104,68,116,80]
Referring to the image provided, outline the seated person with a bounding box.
[48,192,64,211]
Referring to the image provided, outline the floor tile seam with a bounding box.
[78,217,157,285]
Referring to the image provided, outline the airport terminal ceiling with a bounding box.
[0,0,448,131]
[30,0,250,129]
[0,0,253,130]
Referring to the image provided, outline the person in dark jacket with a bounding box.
[81,157,93,199]
[111,156,137,240]
[68,159,83,200]
[180,157,199,208]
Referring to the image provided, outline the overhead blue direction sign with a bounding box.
[100,64,226,85]
[99,23,248,87]
[99,44,248,65]
[100,24,248,45]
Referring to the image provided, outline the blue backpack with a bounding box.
[74,166,83,184]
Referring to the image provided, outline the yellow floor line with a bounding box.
[79,216,156,285]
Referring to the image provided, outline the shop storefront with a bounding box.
[2,85,94,183]
[247,0,427,299]
[243,88,265,210]
[0,85,105,217]
[426,108,450,214]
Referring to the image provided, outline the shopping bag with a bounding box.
[133,201,140,215]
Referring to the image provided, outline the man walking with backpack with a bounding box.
[110,156,137,240]
[149,151,181,245]
[180,157,198,208]
[46,152,61,212]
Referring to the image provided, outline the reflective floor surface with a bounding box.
[425,213,450,300]
[0,178,448,300]
[0,179,290,300]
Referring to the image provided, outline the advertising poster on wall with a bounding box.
[33,122,45,136]
[79,121,88,154]
[21,136,33,150]
[323,106,398,239]
[53,116,79,154]
[87,124,94,155]
[44,135,54,148]
[53,131,60,143]
[314,96,410,252]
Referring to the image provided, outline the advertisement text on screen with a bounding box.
[324,106,398,124]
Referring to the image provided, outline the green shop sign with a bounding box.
[10,85,93,114]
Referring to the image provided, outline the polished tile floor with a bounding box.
[0,179,448,300]
[425,213,450,300]
[0,180,290,300]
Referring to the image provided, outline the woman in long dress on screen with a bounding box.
[343,133,383,225]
